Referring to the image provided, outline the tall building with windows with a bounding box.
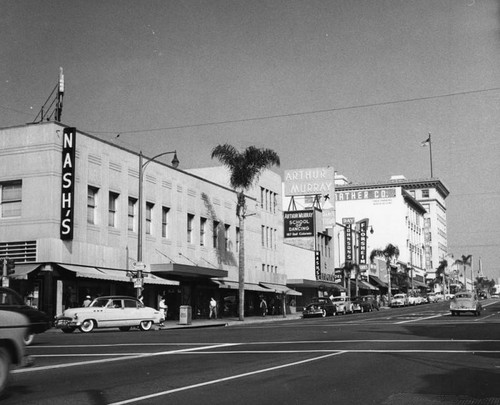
[0,122,297,319]
[335,175,449,285]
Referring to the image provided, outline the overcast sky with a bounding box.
[2,0,499,279]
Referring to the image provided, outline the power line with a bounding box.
[85,86,500,135]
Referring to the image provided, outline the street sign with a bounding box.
[133,262,146,271]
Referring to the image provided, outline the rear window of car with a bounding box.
[455,293,472,299]
[124,300,138,308]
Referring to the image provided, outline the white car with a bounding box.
[450,292,482,316]
[55,296,164,333]
[0,310,32,396]
[391,293,409,307]
[331,296,354,314]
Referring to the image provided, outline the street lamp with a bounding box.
[136,150,179,297]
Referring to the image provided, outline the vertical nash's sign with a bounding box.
[60,127,76,240]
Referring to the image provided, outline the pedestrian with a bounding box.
[83,295,92,307]
[159,296,168,327]
[209,297,217,319]
[260,298,267,317]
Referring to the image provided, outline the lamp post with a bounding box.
[136,150,179,297]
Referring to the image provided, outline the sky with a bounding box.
[2,0,499,280]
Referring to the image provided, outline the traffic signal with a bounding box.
[6,258,15,275]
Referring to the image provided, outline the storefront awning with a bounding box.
[10,263,40,280]
[410,279,428,288]
[58,264,177,285]
[259,282,302,296]
[286,279,347,292]
[214,280,270,292]
[369,275,387,288]
[150,263,227,281]
[358,280,378,291]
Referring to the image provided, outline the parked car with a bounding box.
[0,310,32,396]
[0,287,51,345]
[302,297,337,318]
[478,291,487,300]
[391,293,409,307]
[427,292,444,303]
[54,295,164,333]
[450,292,482,316]
[352,296,377,312]
[331,296,354,314]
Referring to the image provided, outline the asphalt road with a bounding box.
[5,299,500,405]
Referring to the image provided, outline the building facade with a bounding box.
[0,122,296,319]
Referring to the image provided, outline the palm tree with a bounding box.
[342,261,359,299]
[436,259,448,295]
[454,255,472,291]
[370,243,400,306]
[211,144,280,321]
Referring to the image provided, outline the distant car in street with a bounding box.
[331,296,354,314]
[0,287,51,345]
[450,291,482,316]
[0,310,32,396]
[54,295,164,333]
[302,297,337,318]
[352,295,378,312]
[391,293,409,307]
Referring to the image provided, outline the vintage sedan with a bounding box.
[0,287,51,345]
[450,292,482,316]
[352,296,378,312]
[302,297,337,318]
[54,296,164,333]
[331,296,354,315]
[391,293,409,307]
[0,310,32,396]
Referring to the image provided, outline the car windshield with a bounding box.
[332,298,344,301]
[394,295,404,299]
[90,298,110,308]
[455,293,472,299]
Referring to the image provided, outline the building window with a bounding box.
[161,206,170,238]
[146,202,154,235]
[213,221,219,248]
[260,187,264,208]
[225,224,230,251]
[262,264,266,272]
[1,180,22,218]
[200,217,207,246]
[87,186,99,225]
[108,192,118,227]
[187,214,194,243]
[422,189,429,198]
[261,226,265,247]
[128,197,137,232]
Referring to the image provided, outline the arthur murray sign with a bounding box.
[284,167,335,197]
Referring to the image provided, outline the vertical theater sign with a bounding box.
[60,127,76,240]
[284,167,335,282]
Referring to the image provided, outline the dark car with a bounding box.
[302,297,337,318]
[353,295,379,312]
[0,287,51,345]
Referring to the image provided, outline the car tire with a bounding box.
[139,320,153,331]
[61,327,76,333]
[23,333,35,346]
[119,326,131,332]
[79,319,95,333]
[0,346,12,397]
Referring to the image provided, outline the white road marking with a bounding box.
[395,313,447,324]
[107,351,348,405]
[13,343,237,374]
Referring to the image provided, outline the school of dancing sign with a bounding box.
[284,167,335,196]
[60,127,76,240]
[284,210,314,238]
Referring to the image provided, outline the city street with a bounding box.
[5,299,500,405]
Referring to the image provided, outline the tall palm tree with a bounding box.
[342,261,359,299]
[454,255,472,291]
[370,243,400,306]
[211,144,280,321]
[436,259,448,295]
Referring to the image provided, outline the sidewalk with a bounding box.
[156,312,303,330]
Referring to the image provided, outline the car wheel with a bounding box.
[119,326,131,332]
[61,327,76,333]
[139,320,153,331]
[0,347,11,397]
[23,333,35,346]
[79,319,95,333]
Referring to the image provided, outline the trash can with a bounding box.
[179,305,192,325]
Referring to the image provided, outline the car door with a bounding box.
[101,298,126,327]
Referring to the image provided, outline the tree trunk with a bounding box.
[238,197,245,321]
